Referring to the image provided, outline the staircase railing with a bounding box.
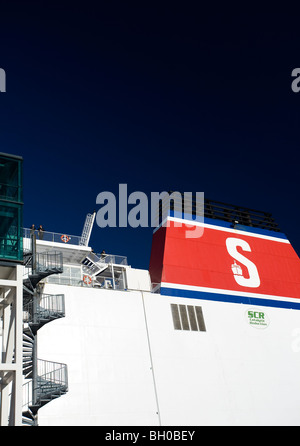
[34,252,63,274]
[23,359,68,411]
[22,234,68,425]
[23,294,65,325]
[23,251,63,304]
[37,359,68,391]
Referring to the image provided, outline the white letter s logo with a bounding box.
[226,237,260,288]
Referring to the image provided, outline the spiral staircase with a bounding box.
[22,235,68,425]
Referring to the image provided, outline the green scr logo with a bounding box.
[245,308,270,329]
[248,311,264,319]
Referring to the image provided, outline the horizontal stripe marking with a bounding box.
[160,282,300,303]
[160,286,300,310]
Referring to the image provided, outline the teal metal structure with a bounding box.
[0,152,23,262]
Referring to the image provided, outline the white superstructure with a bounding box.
[21,223,300,426]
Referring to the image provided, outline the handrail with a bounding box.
[23,251,63,275]
[37,359,68,387]
[23,359,68,409]
[23,228,83,246]
[23,294,65,324]
[35,252,63,273]
[94,253,128,266]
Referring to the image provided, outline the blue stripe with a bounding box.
[160,287,300,310]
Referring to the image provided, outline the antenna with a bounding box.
[80,211,96,246]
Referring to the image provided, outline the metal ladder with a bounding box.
[80,212,96,246]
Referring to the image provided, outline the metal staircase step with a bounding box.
[22,407,35,426]
[23,333,34,342]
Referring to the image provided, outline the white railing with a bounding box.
[94,253,128,266]
[23,228,83,246]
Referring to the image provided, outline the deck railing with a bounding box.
[23,228,83,246]
[93,252,128,266]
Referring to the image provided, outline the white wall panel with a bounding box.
[37,283,300,425]
[142,292,300,425]
[38,284,159,426]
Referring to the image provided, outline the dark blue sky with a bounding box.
[1,2,300,269]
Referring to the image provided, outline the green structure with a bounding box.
[0,152,23,262]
